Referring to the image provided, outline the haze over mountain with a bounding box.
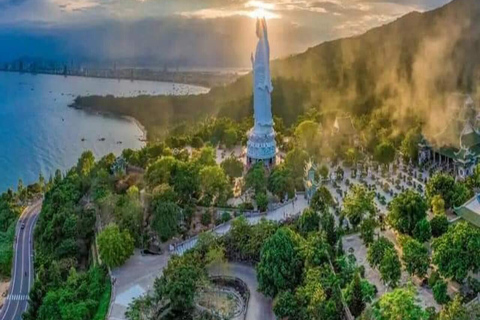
[268,0,480,145]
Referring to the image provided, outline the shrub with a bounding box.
[433,279,449,304]
[430,215,449,237]
[201,212,212,226]
[413,218,431,242]
[220,211,231,223]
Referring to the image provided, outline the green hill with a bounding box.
[75,0,480,141]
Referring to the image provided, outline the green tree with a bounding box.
[438,295,469,320]
[388,190,427,235]
[319,211,338,247]
[318,164,329,180]
[433,279,449,304]
[345,148,360,167]
[413,218,431,242]
[268,165,295,200]
[431,195,445,216]
[199,165,230,206]
[426,173,456,209]
[145,156,177,188]
[159,254,205,313]
[343,184,375,228]
[114,194,143,244]
[298,209,320,234]
[285,148,309,190]
[191,136,204,148]
[370,287,429,320]
[402,237,430,279]
[367,237,395,268]
[295,267,330,319]
[430,215,449,238]
[310,186,333,213]
[432,222,480,281]
[220,156,243,178]
[452,182,472,207]
[245,162,267,194]
[347,273,366,317]
[193,146,216,167]
[77,150,95,177]
[379,248,402,288]
[98,224,135,268]
[360,218,377,247]
[400,129,421,163]
[374,141,395,167]
[294,120,321,156]
[273,290,305,320]
[257,228,303,297]
[152,201,181,242]
[223,127,238,149]
[171,161,200,204]
[255,192,269,212]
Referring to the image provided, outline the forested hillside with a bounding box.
[75,0,480,142]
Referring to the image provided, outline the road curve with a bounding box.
[0,201,41,320]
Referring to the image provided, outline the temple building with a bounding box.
[418,96,480,179]
[246,18,277,167]
[454,194,480,228]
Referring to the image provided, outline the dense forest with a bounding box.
[75,0,480,144]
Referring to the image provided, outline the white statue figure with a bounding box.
[252,18,274,130]
[246,18,276,166]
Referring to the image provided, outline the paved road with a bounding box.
[0,201,41,320]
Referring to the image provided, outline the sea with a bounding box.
[0,71,209,192]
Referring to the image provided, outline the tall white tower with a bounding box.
[246,18,276,167]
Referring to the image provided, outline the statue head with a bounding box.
[256,17,267,39]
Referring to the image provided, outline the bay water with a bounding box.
[0,71,208,192]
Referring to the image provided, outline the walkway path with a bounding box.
[173,195,308,255]
[0,200,42,320]
[108,195,308,320]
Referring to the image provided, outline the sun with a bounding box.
[246,1,279,19]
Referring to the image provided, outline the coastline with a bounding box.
[0,69,219,90]
[71,103,149,143]
[123,115,148,142]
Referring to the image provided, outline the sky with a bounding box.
[0,0,453,67]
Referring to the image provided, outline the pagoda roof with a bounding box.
[455,195,480,228]
[461,131,480,148]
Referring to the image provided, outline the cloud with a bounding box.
[53,0,100,12]
[0,0,455,67]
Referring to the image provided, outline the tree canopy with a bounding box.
[257,228,304,297]
[387,190,427,236]
[432,222,480,281]
[98,224,135,268]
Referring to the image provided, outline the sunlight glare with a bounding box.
[246,1,279,20]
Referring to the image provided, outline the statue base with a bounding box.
[246,127,276,168]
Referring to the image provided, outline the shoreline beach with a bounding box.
[123,115,148,142]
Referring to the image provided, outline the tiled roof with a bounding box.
[455,196,480,228]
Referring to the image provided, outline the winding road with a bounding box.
[0,201,41,320]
